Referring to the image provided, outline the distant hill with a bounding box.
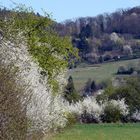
[1,6,140,65]
[55,6,140,64]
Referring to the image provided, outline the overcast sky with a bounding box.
[1,0,140,22]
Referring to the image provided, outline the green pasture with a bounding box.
[50,123,140,140]
[68,59,140,91]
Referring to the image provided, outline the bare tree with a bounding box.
[0,60,30,140]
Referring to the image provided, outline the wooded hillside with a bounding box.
[55,6,140,64]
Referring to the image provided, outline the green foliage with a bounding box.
[65,112,77,126]
[84,78,92,93]
[96,94,108,103]
[102,103,122,123]
[64,76,81,103]
[96,84,115,103]
[99,77,140,114]
[117,66,134,75]
[69,58,139,91]
[0,5,78,93]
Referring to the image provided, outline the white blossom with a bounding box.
[0,40,68,133]
[103,98,129,116]
[132,110,140,121]
[68,97,103,120]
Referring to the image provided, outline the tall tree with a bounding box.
[64,76,80,103]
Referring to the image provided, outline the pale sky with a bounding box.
[1,0,140,22]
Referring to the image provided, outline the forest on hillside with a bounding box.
[55,6,140,65]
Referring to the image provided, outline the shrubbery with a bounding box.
[64,76,81,103]
[131,110,140,122]
[65,112,77,126]
[104,78,140,114]
[0,61,29,140]
[96,77,140,122]
[0,4,77,139]
[68,97,103,123]
[67,97,129,123]
[117,66,134,75]
[83,79,105,97]
[101,99,129,123]
[102,103,122,123]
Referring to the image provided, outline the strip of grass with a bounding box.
[69,59,140,91]
[49,123,140,140]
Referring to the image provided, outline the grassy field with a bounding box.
[68,59,140,91]
[49,123,140,140]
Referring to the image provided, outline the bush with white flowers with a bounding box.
[131,110,140,122]
[66,97,129,123]
[104,99,129,116]
[67,97,104,122]
[0,40,68,135]
[101,98,129,122]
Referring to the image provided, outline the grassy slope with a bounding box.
[50,123,140,140]
[69,59,140,91]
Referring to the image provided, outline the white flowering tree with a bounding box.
[0,4,78,138]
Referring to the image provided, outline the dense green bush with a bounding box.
[65,113,77,126]
[102,103,122,123]
[117,66,134,75]
[98,77,140,115]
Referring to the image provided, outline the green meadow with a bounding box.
[50,123,140,140]
[69,59,140,91]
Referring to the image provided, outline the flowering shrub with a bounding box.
[0,36,132,139]
[131,110,140,122]
[0,38,131,137]
[68,97,104,123]
[101,99,129,123]
[66,97,129,123]
[0,5,77,138]
[105,99,129,116]
[0,40,69,137]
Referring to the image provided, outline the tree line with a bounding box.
[55,6,140,65]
